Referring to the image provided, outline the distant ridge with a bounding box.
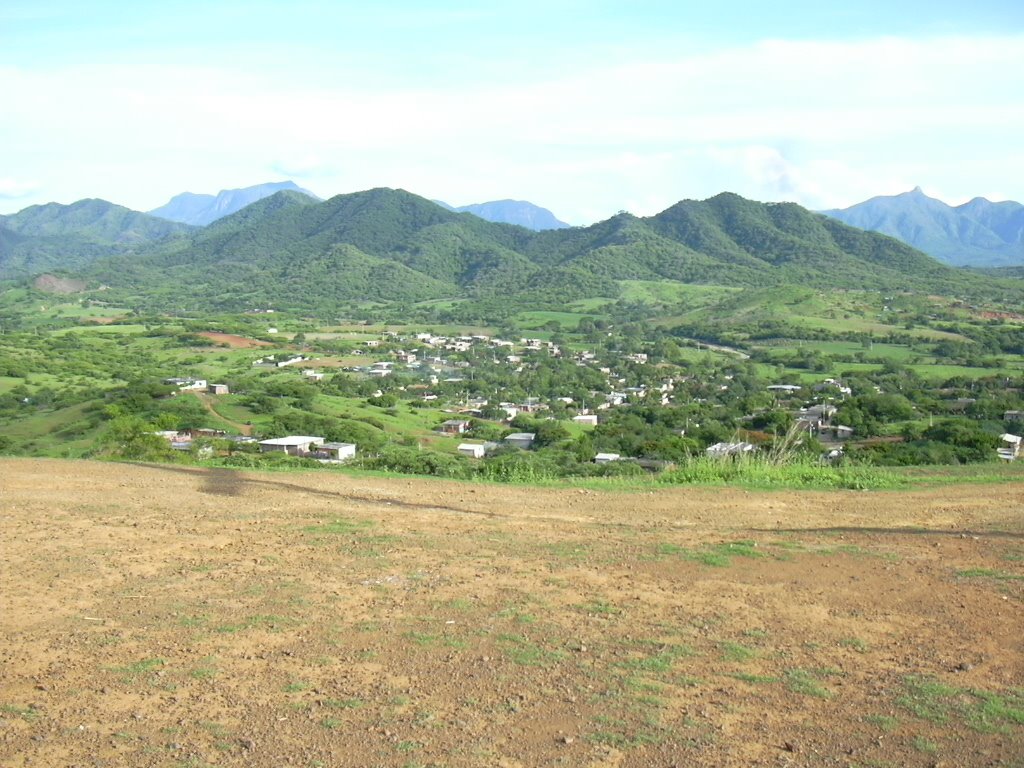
[149,181,320,226]
[435,199,571,230]
[821,188,1024,267]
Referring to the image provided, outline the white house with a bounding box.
[594,452,620,464]
[319,442,357,462]
[573,414,599,426]
[258,436,325,456]
[457,443,486,459]
[504,433,536,450]
[998,433,1021,461]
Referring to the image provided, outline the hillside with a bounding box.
[0,199,193,279]
[148,180,321,226]
[75,188,1014,315]
[821,187,1024,267]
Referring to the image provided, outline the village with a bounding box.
[151,327,1023,470]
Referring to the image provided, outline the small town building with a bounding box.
[318,442,357,462]
[258,436,325,456]
[594,452,620,464]
[504,432,536,450]
[457,443,486,459]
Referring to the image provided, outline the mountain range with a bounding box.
[821,188,1024,267]
[3,185,1017,319]
[68,187,1004,315]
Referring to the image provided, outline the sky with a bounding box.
[2,1,1024,223]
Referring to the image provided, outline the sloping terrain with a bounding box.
[1,458,1022,767]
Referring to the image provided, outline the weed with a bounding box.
[865,714,899,732]
[497,633,566,667]
[0,704,38,721]
[283,680,310,693]
[320,717,341,730]
[618,643,696,674]
[729,672,778,684]
[912,735,939,754]
[111,658,165,683]
[577,600,621,616]
[324,698,363,709]
[839,636,870,652]
[956,568,1024,581]
[720,642,757,662]
[303,517,373,536]
[404,631,438,647]
[784,669,831,698]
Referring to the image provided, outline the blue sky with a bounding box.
[3,1,1023,222]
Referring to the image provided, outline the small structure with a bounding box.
[258,435,325,456]
[504,432,536,450]
[706,441,755,458]
[302,369,325,381]
[594,452,620,464]
[439,419,471,435]
[573,414,599,427]
[1005,410,1024,423]
[767,384,802,394]
[457,443,487,459]
[998,433,1022,461]
[317,442,357,462]
[164,377,207,391]
[208,383,230,395]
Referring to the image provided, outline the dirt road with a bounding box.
[1,458,1021,766]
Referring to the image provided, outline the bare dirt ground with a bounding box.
[1,458,1022,768]
[197,333,272,349]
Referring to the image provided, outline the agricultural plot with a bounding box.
[1,459,1022,767]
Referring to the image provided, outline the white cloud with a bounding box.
[0,176,38,200]
[1,32,1023,216]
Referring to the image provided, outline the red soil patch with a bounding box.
[198,332,272,348]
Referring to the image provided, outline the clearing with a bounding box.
[1,458,1022,767]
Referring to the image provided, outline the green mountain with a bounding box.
[0,199,193,279]
[43,187,1015,314]
[821,187,1024,267]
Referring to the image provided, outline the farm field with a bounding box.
[1,459,1022,767]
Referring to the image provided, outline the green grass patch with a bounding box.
[956,568,1024,581]
[720,642,757,662]
[784,669,832,698]
[496,633,567,667]
[111,657,165,683]
[303,517,374,536]
[729,672,778,684]
[897,675,1024,732]
[864,713,900,732]
[0,703,38,721]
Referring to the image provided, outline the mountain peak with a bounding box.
[149,181,320,226]
[437,199,571,230]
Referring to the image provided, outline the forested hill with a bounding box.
[58,188,1019,314]
[0,199,193,279]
